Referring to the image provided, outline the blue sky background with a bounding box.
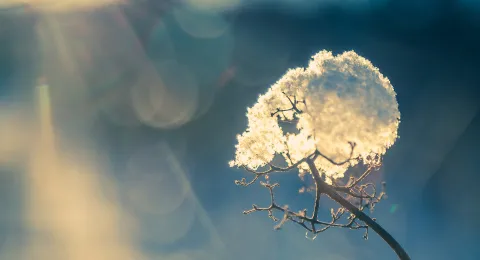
[1,0,480,259]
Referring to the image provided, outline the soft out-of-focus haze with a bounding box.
[0,103,31,164]
[1,0,480,259]
[0,0,124,12]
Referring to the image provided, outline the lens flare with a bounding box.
[26,83,144,260]
[0,0,124,12]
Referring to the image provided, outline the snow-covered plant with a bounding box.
[230,50,409,260]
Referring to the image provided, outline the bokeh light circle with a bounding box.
[124,142,190,216]
[131,60,199,129]
[173,6,230,39]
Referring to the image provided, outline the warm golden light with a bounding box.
[0,0,124,12]
[25,83,144,260]
[0,8,227,258]
[230,50,400,182]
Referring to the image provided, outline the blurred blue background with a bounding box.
[1,0,479,259]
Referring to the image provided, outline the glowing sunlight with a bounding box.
[25,83,144,260]
[0,0,124,12]
[230,50,400,182]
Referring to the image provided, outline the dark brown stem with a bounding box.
[306,160,411,260]
[311,174,322,232]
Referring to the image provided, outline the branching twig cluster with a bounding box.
[271,91,305,124]
[235,93,387,241]
[240,180,370,240]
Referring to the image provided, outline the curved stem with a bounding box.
[311,173,322,232]
[307,160,410,260]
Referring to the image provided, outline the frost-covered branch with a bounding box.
[234,151,316,186]
[271,91,305,124]
[311,141,358,166]
[239,149,375,241]
[235,139,359,187]
[242,180,369,239]
[230,50,409,259]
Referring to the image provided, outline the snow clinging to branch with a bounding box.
[230,50,400,182]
